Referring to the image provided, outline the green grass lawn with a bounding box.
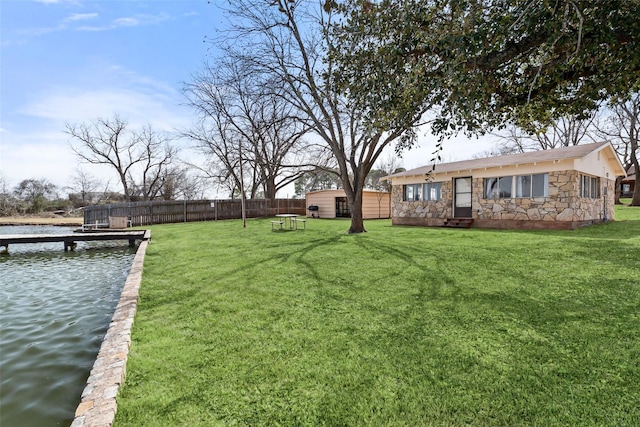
[115,207,640,426]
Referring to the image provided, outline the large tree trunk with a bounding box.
[631,150,640,206]
[347,189,366,233]
[614,176,623,205]
[264,177,277,202]
[119,173,131,202]
[632,182,640,206]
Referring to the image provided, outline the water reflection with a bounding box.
[0,226,136,426]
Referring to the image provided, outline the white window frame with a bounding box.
[422,182,442,201]
[403,184,422,201]
[486,174,549,199]
[580,175,600,198]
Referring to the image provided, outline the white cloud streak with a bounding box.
[64,13,98,23]
[2,62,192,190]
[18,9,169,37]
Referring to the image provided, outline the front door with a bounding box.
[454,177,473,218]
[335,197,350,218]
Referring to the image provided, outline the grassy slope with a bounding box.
[115,207,640,426]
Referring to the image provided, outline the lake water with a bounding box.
[0,226,137,426]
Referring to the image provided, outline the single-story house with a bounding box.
[621,165,636,197]
[305,189,391,219]
[384,142,626,229]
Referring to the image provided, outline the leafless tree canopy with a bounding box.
[65,167,105,207]
[597,93,640,206]
[184,57,312,201]
[203,0,428,233]
[66,115,179,202]
[492,114,599,155]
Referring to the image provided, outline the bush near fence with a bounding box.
[83,199,306,227]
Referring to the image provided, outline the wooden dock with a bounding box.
[0,230,150,252]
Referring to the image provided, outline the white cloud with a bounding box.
[0,128,95,190]
[113,17,139,27]
[23,88,186,131]
[4,61,194,191]
[34,0,82,5]
[64,13,98,23]
[2,86,189,191]
[18,25,64,37]
[76,13,170,32]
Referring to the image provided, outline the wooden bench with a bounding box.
[291,218,306,230]
[271,220,284,231]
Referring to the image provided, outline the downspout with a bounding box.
[603,173,609,222]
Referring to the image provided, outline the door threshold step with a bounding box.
[444,218,474,228]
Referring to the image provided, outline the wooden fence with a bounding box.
[83,199,306,227]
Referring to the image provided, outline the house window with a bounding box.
[486,174,548,199]
[403,184,422,201]
[516,174,549,198]
[422,182,442,201]
[581,175,600,198]
[485,176,513,198]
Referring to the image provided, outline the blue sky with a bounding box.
[1,0,224,193]
[1,0,493,197]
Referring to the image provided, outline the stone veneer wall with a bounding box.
[71,232,150,427]
[392,171,615,229]
[391,180,452,226]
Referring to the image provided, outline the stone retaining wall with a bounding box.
[71,233,150,427]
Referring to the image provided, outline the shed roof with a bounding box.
[385,142,625,179]
[306,189,390,195]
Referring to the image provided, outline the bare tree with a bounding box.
[494,114,599,154]
[183,105,253,203]
[0,176,19,215]
[65,167,102,207]
[294,168,342,196]
[367,154,404,192]
[472,143,522,159]
[366,154,404,219]
[127,125,179,201]
[597,93,640,206]
[66,115,178,202]
[156,166,207,201]
[214,0,428,233]
[189,159,240,199]
[184,57,311,202]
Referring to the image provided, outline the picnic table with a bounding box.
[273,214,306,231]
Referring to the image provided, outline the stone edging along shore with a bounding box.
[71,231,150,427]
